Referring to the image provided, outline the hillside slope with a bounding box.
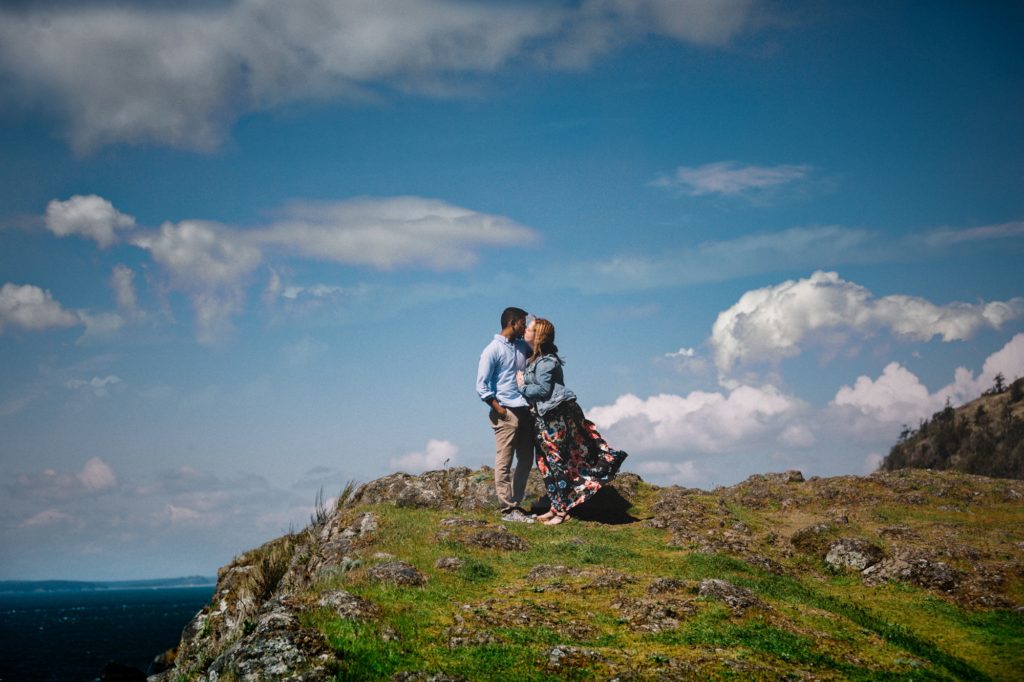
[149,467,1024,681]
[882,376,1024,479]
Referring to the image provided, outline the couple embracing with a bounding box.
[475,307,627,526]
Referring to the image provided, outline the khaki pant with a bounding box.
[489,406,534,511]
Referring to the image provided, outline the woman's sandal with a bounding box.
[543,512,569,526]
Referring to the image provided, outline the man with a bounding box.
[476,307,535,523]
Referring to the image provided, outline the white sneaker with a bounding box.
[501,509,536,524]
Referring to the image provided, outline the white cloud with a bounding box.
[259,197,538,270]
[588,384,804,455]
[390,439,459,474]
[167,504,202,524]
[45,195,136,247]
[827,334,1024,443]
[133,220,262,287]
[831,362,944,428]
[78,457,119,492]
[665,347,696,359]
[76,311,125,344]
[920,220,1024,248]
[10,457,119,500]
[65,375,123,397]
[132,219,261,343]
[653,161,811,197]
[938,332,1024,404]
[778,423,816,448]
[110,264,139,314]
[0,282,80,333]
[634,458,703,486]
[0,1,760,152]
[711,271,1024,374]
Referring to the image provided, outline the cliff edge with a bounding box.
[149,466,1024,681]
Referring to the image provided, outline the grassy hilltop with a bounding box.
[151,466,1024,681]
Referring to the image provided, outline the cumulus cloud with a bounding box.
[0,0,761,152]
[827,334,1024,442]
[652,161,811,197]
[711,271,1024,374]
[831,362,944,429]
[938,332,1024,405]
[42,194,535,341]
[0,282,80,333]
[45,195,136,247]
[132,219,261,343]
[390,439,458,473]
[133,220,262,287]
[259,197,538,270]
[10,457,119,500]
[588,384,804,455]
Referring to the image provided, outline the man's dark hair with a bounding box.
[500,307,529,329]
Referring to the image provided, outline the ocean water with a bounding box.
[0,586,214,681]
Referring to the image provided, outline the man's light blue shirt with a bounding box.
[476,334,530,408]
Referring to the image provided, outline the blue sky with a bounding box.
[1,1,1022,580]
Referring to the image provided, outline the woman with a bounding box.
[517,318,627,525]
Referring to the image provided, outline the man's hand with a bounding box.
[516,370,525,388]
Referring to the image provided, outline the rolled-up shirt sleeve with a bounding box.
[476,345,496,402]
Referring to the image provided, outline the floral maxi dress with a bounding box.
[534,400,628,514]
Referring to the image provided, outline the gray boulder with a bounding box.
[825,538,885,571]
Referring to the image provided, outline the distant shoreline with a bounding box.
[0,577,216,594]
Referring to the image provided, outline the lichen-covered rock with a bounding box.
[367,561,428,586]
[434,557,465,571]
[279,511,379,594]
[316,589,378,621]
[347,467,513,511]
[201,597,339,681]
[744,470,805,485]
[825,538,885,571]
[790,522,837,554]
[545,646,604,670]
[647,577,687,594]
[439,517,488,528]
[698,579,764,612]
[861,554,963,592]
[466,528,529,551]
[447,599,595,647]
[612,597,695,632]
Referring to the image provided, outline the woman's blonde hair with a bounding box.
[528,318,560,365]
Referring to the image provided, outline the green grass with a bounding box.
[275,482,1022,681]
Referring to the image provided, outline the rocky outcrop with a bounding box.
[151,465,1023,681]
[698,578,765,613]
[825,538,885,571]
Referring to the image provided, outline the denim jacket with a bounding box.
[519,354,576,416]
